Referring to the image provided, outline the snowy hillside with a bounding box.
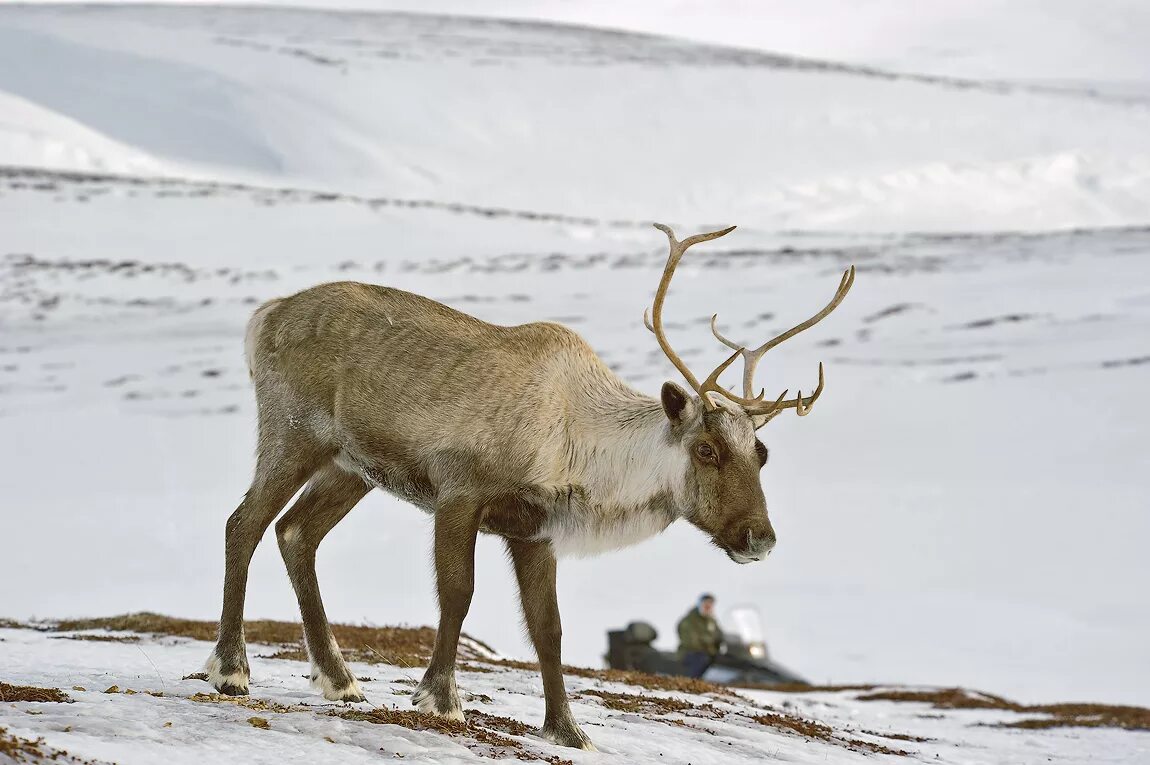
[12,0,1150,83]
[2,617,1148,764]
[1,5,1150,229]
[1,4,1149,751]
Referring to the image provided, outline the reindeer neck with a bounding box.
[558,377,688,516]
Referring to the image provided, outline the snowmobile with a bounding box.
[604,606,806,686]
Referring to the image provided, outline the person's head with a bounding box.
[698,593,715,616]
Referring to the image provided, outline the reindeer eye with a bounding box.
[694,442,716,462]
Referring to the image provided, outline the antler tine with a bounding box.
[796,361,826,414]
[748,362,825,422]
[697,347,774,409]
[740,266,854,382]
[715,265,852,414]
[746,387,792,426]
[710,313,760,398]
[709,268,852,401]
[696,347,747,405]
[709,314,742,351]
[645,222,736,405]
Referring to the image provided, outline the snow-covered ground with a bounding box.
[2,623,1147,764]
[1,6,1149,761]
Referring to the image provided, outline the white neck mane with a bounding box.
[530,377,691,558]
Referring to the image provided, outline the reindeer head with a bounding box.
[643,223,854,563]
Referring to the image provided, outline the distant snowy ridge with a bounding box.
[2,5,1150,230]
[0,90,171,175]
[7,0,1150,82]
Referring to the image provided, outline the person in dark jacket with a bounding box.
[677,593,723,678]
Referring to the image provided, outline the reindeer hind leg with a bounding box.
[275,462,371,702]
[207,429,326,696]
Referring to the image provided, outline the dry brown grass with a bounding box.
[53,613,489,668]
[581,689,703,716]
[748,711,832,738]
[50,613,726,698]
[0,726,114,764]
[483,658,730,697]
[574,684,909,755]
[56,614,224,641]
[742,682,880,693]
[459,663,497,674]
[747,713,910,756]
[332,707,576,763]
[462,710,534,737]
[857,687,1150,732]
[1000,703,1150,731]
[840,738,911,756]
[177,691,567,763]
[186,692,306,714]
[858,687,1019,710]
[256,648,308,662]
[0,682,71,703]
[52,635,140,644]
[861,729,932,743]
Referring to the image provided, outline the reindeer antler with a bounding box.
[643,223,736,403]
[644,222,854,426]
[709,265,854,425]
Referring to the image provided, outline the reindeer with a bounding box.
[205,223,854,750]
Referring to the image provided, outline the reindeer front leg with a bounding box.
[506,539,596,751]
[414,496,481,721]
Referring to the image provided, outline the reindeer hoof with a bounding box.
[218,682,249,697]
[542,723,596,751]
[412,680,464,722]
[311,671,366,703]
[205,653,250,696]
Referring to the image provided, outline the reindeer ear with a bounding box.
[660,381,694,424]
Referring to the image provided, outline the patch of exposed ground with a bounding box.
[0,682,70,703]
[484,658,731,698]
[53,613,490,668]
[861,729,932,743]
[858,687,1150,731]
[1000,704,1150,731]
[166,689,564,763]
[579,689,726,736]
[737,682,879,693]
[332,707,572,764]
[747,712,909,756]
[459,663,497,674]
[186,692,307,714]
[176,687,561,762]
[859,687,1018,709]
[578,687,909,755]
[52,635,140,644]
[463,710,534,738]
[0,725,114,764]
[580,689,704,716]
